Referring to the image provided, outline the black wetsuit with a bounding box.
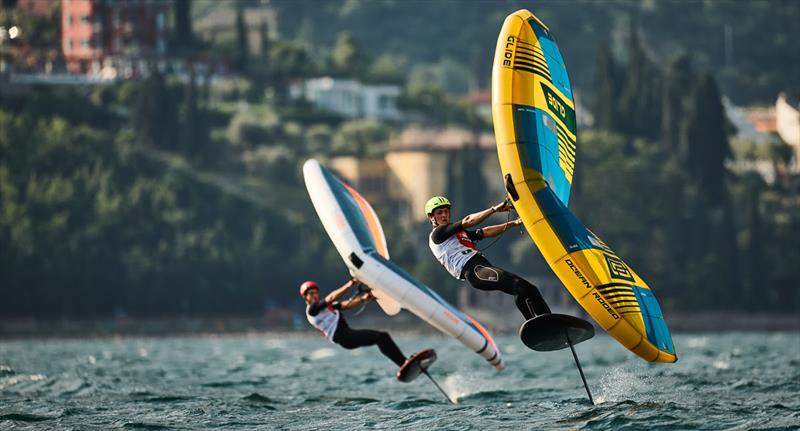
[307,300,406,367]
[431,221,551,320]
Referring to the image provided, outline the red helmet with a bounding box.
[299,281,319,297]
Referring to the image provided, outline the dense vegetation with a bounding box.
[271,0,800,105]
[0,1,798,319]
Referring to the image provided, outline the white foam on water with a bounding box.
[0,374,47,390]
[261,338,289,349]
[442,371,506,403]
[712,360,730,370]
[594,366,653,404]
[309,348,337,360]
[686,337,708,348]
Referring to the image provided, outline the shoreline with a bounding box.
[1,311,798,340]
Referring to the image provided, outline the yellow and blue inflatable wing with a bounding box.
[491,10,676,363]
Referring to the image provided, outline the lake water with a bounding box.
[1,332,798,430]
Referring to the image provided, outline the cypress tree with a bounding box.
[736,173,765,308]
[132,68,178,150]
[618,18,661,140]
[591,44,621,132]
[174,0,193,52]
[446,142,488,219]
[679,73,739,307]
[180,66,204,160]
[680,73,730,203]
[235,3,249,73]
[660,53,695,154]
[259,19,271,58]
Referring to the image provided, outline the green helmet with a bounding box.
[425,196,451,215]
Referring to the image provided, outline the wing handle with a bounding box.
[505,173,520,201]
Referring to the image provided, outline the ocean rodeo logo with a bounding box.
[592,292,620,320]
[604,254,635,282]
[565,258,591,289]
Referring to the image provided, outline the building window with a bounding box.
[378,95,391,110]
[156,12,165,31]
[360,176,387,195]
[66,15,73,25]
[80,15,90,24]
[81,38,90,48]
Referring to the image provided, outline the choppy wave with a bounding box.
[0,333,797,430]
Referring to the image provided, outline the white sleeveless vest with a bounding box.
[429,229,478,280]
[306,305,340,341]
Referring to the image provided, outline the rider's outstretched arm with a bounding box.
[481,218,523,238]
[325,278,358,303]
[461,200,512,228]
[339,292,373,310]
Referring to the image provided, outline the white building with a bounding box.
[290,77,402,120]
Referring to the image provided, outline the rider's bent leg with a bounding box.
[463,256,551,320]
[333,321,406,367]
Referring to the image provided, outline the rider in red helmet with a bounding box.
[299,277,411,377]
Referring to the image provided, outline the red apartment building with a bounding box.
[61,0,170,75]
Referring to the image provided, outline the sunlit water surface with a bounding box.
[1,332,798,430]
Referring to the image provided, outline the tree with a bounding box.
[268,41,313,101]
[234,2,249,72]
[258,19,271,58]
[398,82,449,125]
[731,172,765,308]
[446,143,487,216]
[571,131,685,305]
[679,73,739,307]
[331,32,363,78]
[367,54,408,84]
[132,68,179,150]
[174,0,193,52]
[617,18,661,141]
[660,53,695,154]
[591,44,622,132]
[330,120,387,157]
[304,124,333,155]
[680,73,730,202]
[179,66,210,162]
[766,140,794,186]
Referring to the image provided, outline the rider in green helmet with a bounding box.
[424,196,451,216]
[425,195,551,320]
